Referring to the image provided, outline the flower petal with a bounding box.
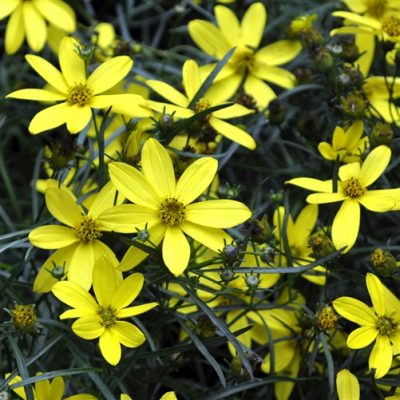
[111,273,144,310]
[209,116,256,150]
[347,326,378,349]
[117,302,158,318]
[99,329,121,365]
[176,157,217,204]
[359,145,391,187]
[28,225,79,249]
[88,56,133,94]
[162,226,190,276]
[240,2,266,48]
[215,5,240,46]
[366,273,385,315]
[33,0,76,32]
[108,162,160,207]
[23,2,46,52]
[306,192,346,204]
[253,65,296,89]
[66,105,92,134]
[28,102,69,134]
[89,181,124,219]
[357,190,396,211]
[336,369,360,400]
[6,88,66,102]
[45,187,82,227]
[212,103,254,119]
[369,335,393,378]
[333,297,376,326]
[5,5,25,55]
[286,177,333,192]
[181,221,232,252]
[146,80,189,107]
[186,199,251,228]
[93,256,119,306]
[113,321,146,348]
[59,37,86,86]
[255,40,302,66]
[182,59,201,101]
[72,315,104,339]
[332,199,360,252]
[0,0,19,20]
[141,138,176,198]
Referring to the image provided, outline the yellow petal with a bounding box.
[5,4,25,54]
[255,40,302,66]
[243,74,276,110]
[29,102,69,134]
[209,117,256,149]
[215,5,240,46]
[45,187,82,227]
[212,103,254,119]
[116,302,158,319]
[252,65,296,89]
[338,162,360,181]
[291,204,318,248]
[355,32,375,76]
[52,280,98,315]
[146,80,189,107]
[88,56,133,95]
[205,72,243,104]
[176,157,217,204]
[113,321,146,348]
[23,2,46,52]
[182,59,201,100]
[366,273,385,315]
[0,0,19,20]
[6,88,66,102]
[240,2,266,48]
[88,181,124,218]
[146,99,193,118]
[48,376,64,400]
[286,177,333,192]
[359,145,391,187]
[29,225,79,249]
[306,192,346,204]
[162,226,190,276]
[33,0,76,32]
[66,105,92,134]
[108,162,160,207]
[111,273,144,310]
[347,326,378,349]
[59,37,86,87]
[72,315,104,339]
[99,329,121,365]
[67,242,97,290]
[181,221,231,252]
[369,334,392,378]
[186,199,251,228]
[331,199,360,252]
[141,138,176,198]
[333,297,376,326]
[26,54,68,93]
[160,393,177,400]
[92,256,118,306]
[332,11,381,30]
[336,369,360,400]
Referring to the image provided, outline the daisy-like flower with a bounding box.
[105,138,252,276]
[52,257,157,366]
[188,2,301,109]
[333,273,400,378]
[147,59,256,150]
[318,120,369,164]
[6,373,96,400]
[6,36,151,134]
[286,145,400,252]
[0,0,76,55]
[30,182,136,291]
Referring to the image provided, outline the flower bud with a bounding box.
[370,122,393,146]
[370,248,397,277]
[308,231,335,259]
[316,305,339,331]
[11,304,37,332]
[196,315,216,338]
[340,91,367,118]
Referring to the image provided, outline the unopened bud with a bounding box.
[370,248,397,277]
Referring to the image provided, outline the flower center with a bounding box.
[365,0,387,18]
[97,305,117,328]
[382,15,400,37]
[159,198,186,226]
[75,216,102,243]
[230,46,255,74]
[67,83,93,107]
[341,177,365,198]
[194,98,211,122]
[376,315,397,336]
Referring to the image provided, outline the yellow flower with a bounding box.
[336,369,360,400]
[147,59,256,150]
[188,2,301,109]
[0,0,76,54]
[6,372,96,400]
[52,257,157,366]
[107,138,252,275]
[287,145,400,252]
[29,182,134,291]
[273,205,327,285]
[333,273,400,378]
[318,121,369,163]
[6,36,151,134]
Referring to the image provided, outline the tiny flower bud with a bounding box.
[196,315,216,338]
[370,122,393,146]
[136,228,150,242]
[11,304,37,332]
[308,232,335,259]
[49,135,79,169]
[316,305,339,331]
[260,246,276,263]
[220,269,235,283]
[158,114,174,133]
[222,244,240,266]
[246,274,260,289]
[370,248,397,277]
[313,47,334,71]
[340,91,367,118]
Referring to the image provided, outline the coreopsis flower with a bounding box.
[0,0,76,54]
[333,273,400,378]
[336,369,360,400]
[107,138,252,275]
[146,59,256,150]
[273,205,327,285]
[318,120,369,163]
[29,182,134,291]
[188,2,301,109]
[52,257,157,365]
[6,372,96,400]
[287,145,400,252]
[6,36,151,134]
